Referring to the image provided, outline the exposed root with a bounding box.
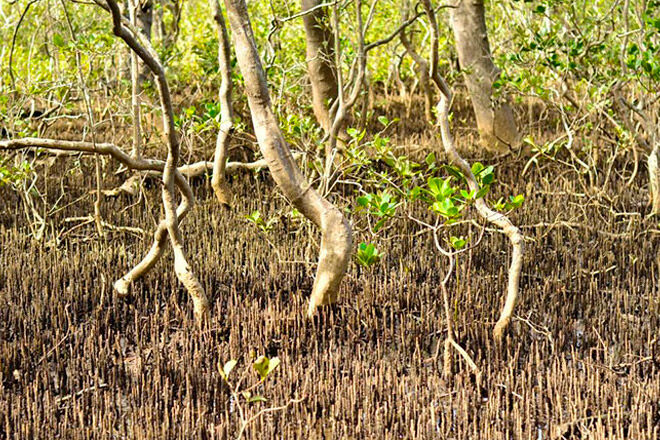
[436,96,524,343]
[173,247,210,321]
[178,153,305,178]
[101,173,141,197]
[63,215,146,236]
[306,205,353,316]
[105,0,210,322]
[112,172,192,296]
[0,137,204,318]
[113,277,131,297]
[212,178,233,208]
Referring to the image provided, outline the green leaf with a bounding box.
[534,4,546,13]
[432,198,460,219]
[246,210,261,223]
[450,236,466,250]
[359,242,372,256]
[425,152,436,168]
[427,177,443,197]
[408,186,422,201]
[248,395,268,404]
[356,196,370,207]
[253,356,269,380]
[374,217,387,232]
[53,34,66,48]
[471,162,485,176]
[218,359,238,381]
[377,115,389,126]
[480,166,495,184]
[439,178,455,198]
[253,355,280,381]
[475,185,490,199]
[443,165,465,182]
[510,194,525,208]
[357,243,382,267]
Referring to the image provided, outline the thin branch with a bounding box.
[8,0,40,88]
[276,0,340,23]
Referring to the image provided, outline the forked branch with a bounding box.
[0,137,198,309]
[102,0,209,319]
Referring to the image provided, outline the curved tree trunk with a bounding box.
[450,0,519,152]
[106,0,209,320]
[650,144,660,215]
[422,0,524,341]
[400,27,433,123]
[223,0,353,316]
[211,0,234,207]
[136,0,153,85]
[301,0,338,135]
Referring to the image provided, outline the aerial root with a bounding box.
[62,215,146,237]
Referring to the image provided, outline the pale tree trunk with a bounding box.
[129,0,142,159]
[422,0,523,342]
[153,0,164,41]
[222,0,352,316]
[211,0,234,207]
[399,27,434,122]
[106,0,209,320]
[450,0,519,152]
[121,0,152,85]
[650,144,660,215]
[136,0,153,85]
[301,0,338,135]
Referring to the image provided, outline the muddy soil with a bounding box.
[0,118,658,439]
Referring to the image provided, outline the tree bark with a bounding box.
[399,27,433,122]
[105,0,210,320]
[128,0,143,158]
[450,0,519,152]
[650,144,660,215]
[211,0,234,207]
[222,0,352,316]
[136,0,153,85]
[421,0,524,341]
[301,0,338,134]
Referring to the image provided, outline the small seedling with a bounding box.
[356,242,383,267]
[217,355,296,439]
[245,210,277,233]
